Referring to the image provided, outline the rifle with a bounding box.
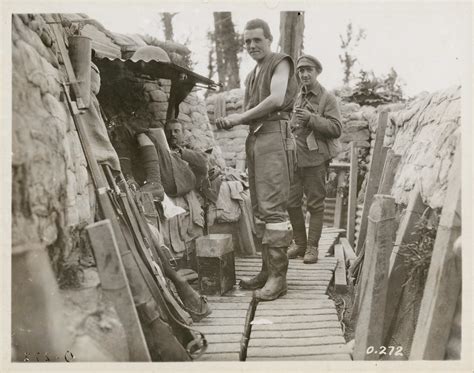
[106,167,211,323]
[103,165,192,324]
[50,12,201,359]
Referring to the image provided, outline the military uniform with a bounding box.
[239,52,298,300]
[288,55,342,262]
[243,52,297,248]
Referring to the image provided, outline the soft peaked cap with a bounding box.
[296,55,323,74]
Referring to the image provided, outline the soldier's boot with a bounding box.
[136,300,191,361]
[254,247,288,301]
[174,279,212,322]
[157,245,212,323]
[304,209,324,264]
[240,246,268,290]
[138,144,164,202]
[287,242,306,259]
[287,207,307,259]
[303,246,319,264]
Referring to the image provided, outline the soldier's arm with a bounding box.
[180,148,208,176]
[225,59,291,126]
[307,94,342,138]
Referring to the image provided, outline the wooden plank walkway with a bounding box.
[194,228,351,361]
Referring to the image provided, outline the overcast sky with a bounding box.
[62,2,472,97]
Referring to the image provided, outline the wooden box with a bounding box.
[196,234,235,296]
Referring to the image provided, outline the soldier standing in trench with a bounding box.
[287,55,342,263]
[215,19,297,301]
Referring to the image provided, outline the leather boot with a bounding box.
[138,145,164,202]
[287,242,306,259]
[288,207,307,259]
[174,279,212,322]
[254,247,288,301]
[307,208,324,250]
[303,246,319,264]
[240,246,268,290]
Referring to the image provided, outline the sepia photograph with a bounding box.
[2,0,472,371]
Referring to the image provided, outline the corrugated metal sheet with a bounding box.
[94,56,218,89]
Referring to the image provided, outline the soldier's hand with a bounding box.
[226,113,243,127]
[216,114,242,130]
[295,108,311,125]
[216,117,231,130]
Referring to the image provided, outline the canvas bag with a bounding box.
[306,88,342,159]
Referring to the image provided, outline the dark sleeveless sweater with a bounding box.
[243,52,297,123]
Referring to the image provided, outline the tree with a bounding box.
[160,12,177,41]
[212,12,242,90]
[338,22,366,86]
[279,11,305,63]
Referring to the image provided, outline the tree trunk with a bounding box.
[213,12,241,90]
[161,13,177,41]
[279,11,305,63]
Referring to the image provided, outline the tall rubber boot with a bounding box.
[239,246,268,290]
[138,145,164,202]
[253,247,288,301]
[287,207,307,258]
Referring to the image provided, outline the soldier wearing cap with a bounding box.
[287,54,342,263]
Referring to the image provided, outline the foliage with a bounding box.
[347,68,405,106]
[338,23,366,86]
[398,208,439,293]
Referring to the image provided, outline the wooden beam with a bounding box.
[382,185,426,343]
[377,149,401,194]
[339,237,356,267]
[329,161,351,170]
[353,195,396,360]
[86,220,151,361]
[410,141,462,360]
[347,142,359,247]
[334,244,347,293]
[444,237,462,360]
[355,112,389,254]
[333,169,347,228]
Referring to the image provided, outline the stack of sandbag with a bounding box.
[206,89,248,169]
[336,99,374,161]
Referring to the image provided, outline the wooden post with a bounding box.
[410,141,462,360]
[347,142,359,247]
[353,195,396,360]
[334,169,347,228]
[382,185,426,343]
[334,243,347,293]
[86,220,151,361]
[377,149,401,195]
[355,112,389,254]
[444,236,462,360]
[339,237,357,268]
[279,11,305,62]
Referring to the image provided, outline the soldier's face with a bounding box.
[297,66,319,88]
[244,28,272,62]
[166,122,184,147]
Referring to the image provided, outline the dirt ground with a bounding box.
[328,284,355,342]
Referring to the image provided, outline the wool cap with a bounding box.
[296,55,323,73]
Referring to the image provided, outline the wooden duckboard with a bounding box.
[194,228,351,361]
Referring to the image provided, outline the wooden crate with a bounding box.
[196,234,236,296]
